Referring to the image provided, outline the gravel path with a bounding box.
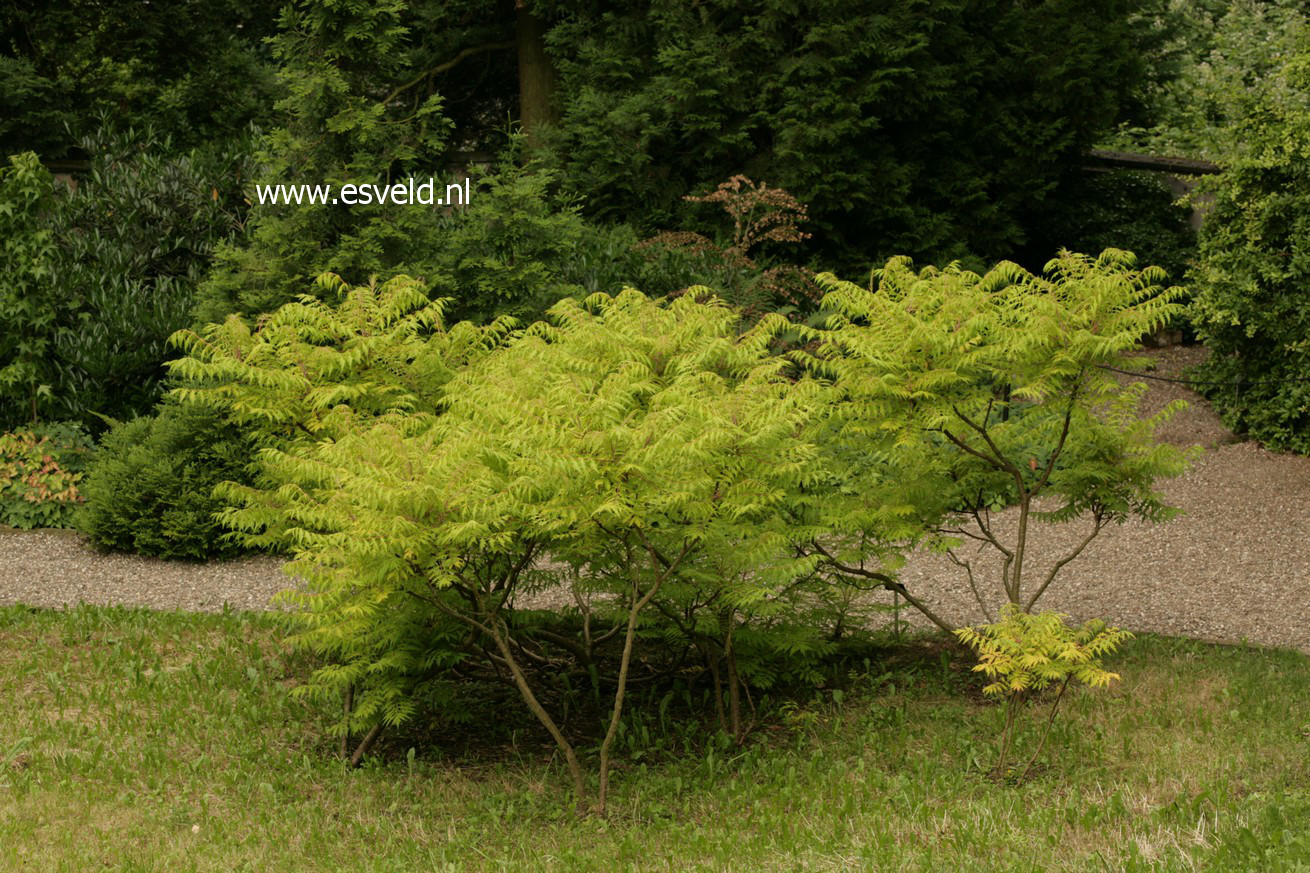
[2,345,1307,651]
[0,530,289,614]
[891,345,1310,652]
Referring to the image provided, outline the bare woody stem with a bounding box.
[340,684,354,761]
[349,723,382,769]
[1024,512,1106,611]
[595,535,689,816]
[489,619,590,816]
[1018,677,1071,782]
[996,690,1022,780]
[807,540,957,633]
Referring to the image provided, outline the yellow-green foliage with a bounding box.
[791,250,1196,620]
[171,282,832,812]
[165,273,512,552]
[955,606,1131,698]
[168,273,513,440]
[163,255,1195,806]
[955,606,1132,781]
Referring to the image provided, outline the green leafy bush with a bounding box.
[1110,0,1309,160]
[0,127,253,430]
[0,0,280,158]
[164,256,1191,811]
[173,280,828,814]
[417,158,592,325]
[75,401,257,559]
[44,126,254,427]
[0,152,56,426]
[790,250,1195,630]
[1188,50,1310,452]
[190,0,453,323]
[0,423,94,529]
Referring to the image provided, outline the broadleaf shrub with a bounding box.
[789,250,1195,628]
[163,254,1191,812]
[43,125,254,426]
[173,281,831,813]
[75,401,257,559]
[0,152,56,426]
[0,423,94,530]
[1188,49,1310,452]
[640,175,822,316]
[0,127,253,431]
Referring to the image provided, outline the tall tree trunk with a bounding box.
[516,2,559,142]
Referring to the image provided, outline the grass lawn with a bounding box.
[0,605,1307,872]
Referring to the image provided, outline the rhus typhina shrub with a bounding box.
[432,290,827,804]
[171,274,511,442]
[167,273,513,549]
[791,250,1195,630]
[956,607,1131,782]
[163,254,1192,813]
[155,274,467,558]
[173,284,829,816]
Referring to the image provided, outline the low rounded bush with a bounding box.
[76,401,257,559]
[0,422,95,529]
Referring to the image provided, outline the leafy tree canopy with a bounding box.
[0,0,282,158]
[538,0,1153,269]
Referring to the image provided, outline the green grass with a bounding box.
[1,605,1308,872]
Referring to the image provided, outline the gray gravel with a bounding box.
[888,345,1310,653]
[0,529,289,613]
[2,345,1307,652]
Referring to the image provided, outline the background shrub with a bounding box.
[0,151,56,426]
[0,127,253,431]
[0,0,280,158]
[1188,49,1310,452]
[540,0,1152,270]
[76,401,256,559]
[0,422,94,529]
[1022,169,1196,290]
[43,126,254,427]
